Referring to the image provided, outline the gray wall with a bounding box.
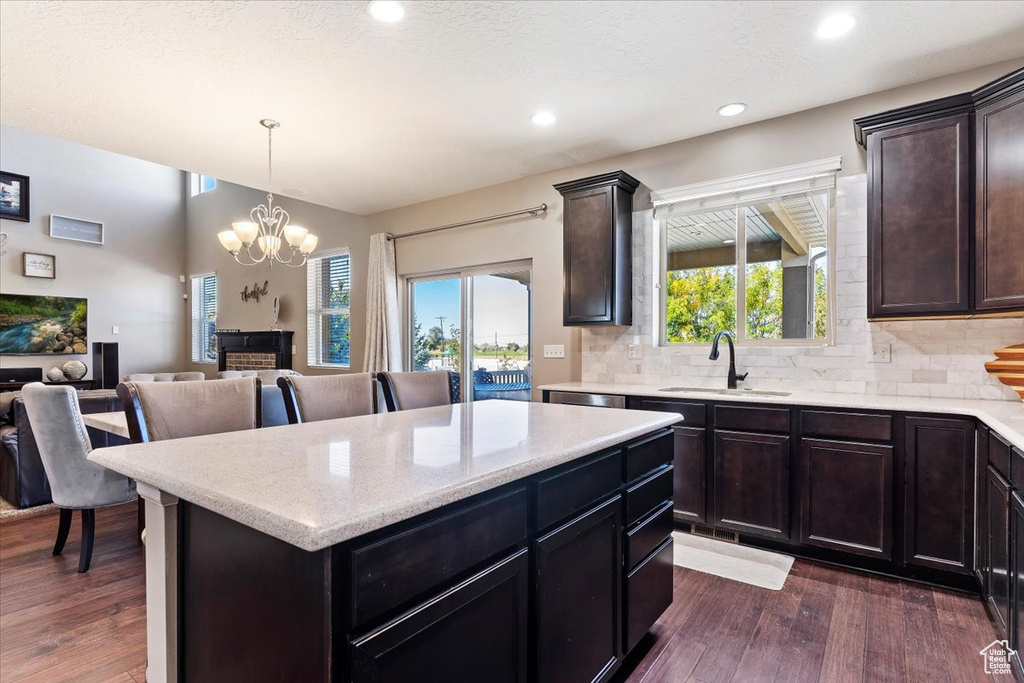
[184,180,373,376]
[365,59,1024,398]
[0,125,187,379]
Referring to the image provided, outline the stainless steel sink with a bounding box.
[658,386,792,397]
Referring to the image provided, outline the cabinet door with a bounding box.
[624,538,674,653]
[800,438,893,559]
[986,465,1012,638]
[904,417,976,573]
[1013,493,1024,667]
[978,426,990,590]
[535,496,622,683]
[975,87,1024,311]
[673,427,706,524]
[562,186,620,325]
[350,549,528,683]
[867,115,971,317]
[713,430,791,540]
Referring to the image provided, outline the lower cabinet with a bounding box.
[535,496,622,683]
[672,426,707,524]
[985,465,1012,637]
[349,548,529,683]
[904,417,975,573]
[713,430,791,540]
[1012,492,1024,669]
[799,438,893,559]
[624,538,674,652]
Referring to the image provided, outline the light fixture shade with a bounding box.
[283,224,309,247]
[258,234,282,257]
[218,230,243,252]
[299,233,319,254]
[232,221,259,245]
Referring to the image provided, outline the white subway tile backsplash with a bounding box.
[582,174,1023,402]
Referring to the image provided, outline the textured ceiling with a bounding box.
[1,1,1022,215]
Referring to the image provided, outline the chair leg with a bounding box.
[53,508,72,556]
[78,509,96,573]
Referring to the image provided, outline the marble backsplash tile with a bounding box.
[581,175,1024,402]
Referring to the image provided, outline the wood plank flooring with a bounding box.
[0,503,1012,682]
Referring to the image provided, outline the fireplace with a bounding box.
[217,331,294,373]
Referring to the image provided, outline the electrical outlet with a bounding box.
[543,344,565,359]
[111,326,119,335]
[870,343,891,363]
[627,344,642,360]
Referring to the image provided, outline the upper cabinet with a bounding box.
[554,171,639,326]
[854,67,1024,319]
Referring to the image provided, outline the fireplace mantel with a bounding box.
[217,330,294,372]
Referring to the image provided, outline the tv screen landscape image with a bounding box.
[0,294,88,354]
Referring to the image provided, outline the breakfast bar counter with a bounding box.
[90,399,681,683]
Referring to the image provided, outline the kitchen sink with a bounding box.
[658,386,792,397]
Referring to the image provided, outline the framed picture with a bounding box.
[0,294,87,354]
[50,214,104,245]
[23,252,56,279]
[0,171,30,222]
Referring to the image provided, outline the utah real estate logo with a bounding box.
[980,640,1016,675]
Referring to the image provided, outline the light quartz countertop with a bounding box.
[538,381,1024,451]
[83,411,130,439]
[88,400,679,552]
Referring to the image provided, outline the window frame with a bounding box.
[307,248,352,369]
[653,158,839,348]
[189,173,217,197]
[190,272,218,364]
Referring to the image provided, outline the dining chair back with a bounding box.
[277,373,376,424]
[376,371,455,412]
[117,376,261,443]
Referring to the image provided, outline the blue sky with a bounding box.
[412,275,529,346]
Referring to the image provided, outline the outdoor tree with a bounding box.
[446,325,461,372]
[425,325,444,351]
[664,266,737,343]
[745,263,783,339]
[412,317,431,371]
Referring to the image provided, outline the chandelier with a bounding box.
[217,119,318,268]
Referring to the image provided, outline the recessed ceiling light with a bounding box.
[723,239,735,244]
[816,14,855,39]
[531,111,556,126]
[368,1,404,22]
[717,102,747,117]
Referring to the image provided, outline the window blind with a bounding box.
[190,273,217,363]
[307,249,351,367]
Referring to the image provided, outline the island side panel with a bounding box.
[180,503,332,682]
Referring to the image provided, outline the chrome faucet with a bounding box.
[709,332,748,390]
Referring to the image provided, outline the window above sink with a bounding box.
[651,158,840,348]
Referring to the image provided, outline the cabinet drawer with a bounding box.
[350,487,528,629]
[350,548,529,683]
[637,399,706,427]
[990,431,1012,480]
[626,502,673,570]
[626,465,673,527]
[801,410,892,442]
[536,450,623,530]
[624,538,674,653]
[626,429,673,483]
[715,405,789,433]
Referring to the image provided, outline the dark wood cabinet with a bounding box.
[975,73,1024,311]
[985,465,1012,638]
[865,114,972,318]
[855,66,1024,319]
[799,438,893,559]
[713,430,791,540]
[624,538,674,653]
[350,549,529,683]
[535,495,622,683]
[672,426,707,524]
[904,417,976,574]
[553,171,639,326]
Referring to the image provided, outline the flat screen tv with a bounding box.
[0,294,88,355]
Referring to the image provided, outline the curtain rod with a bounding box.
[386,204,547,241]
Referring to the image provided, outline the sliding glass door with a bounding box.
[408,261,531,402]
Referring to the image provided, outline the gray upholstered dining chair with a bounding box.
[376,371,455,412]
[277,373,377,424]
[21,383,134,573]
[116,376,262,442]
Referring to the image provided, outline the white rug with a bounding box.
[672,531,794,591]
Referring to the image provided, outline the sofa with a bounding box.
[0,389,129,508]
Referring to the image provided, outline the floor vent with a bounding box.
[689,523,739,544]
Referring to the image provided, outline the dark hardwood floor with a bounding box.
[0,503,1011,682]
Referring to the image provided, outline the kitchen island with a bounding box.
[90,399,680,683]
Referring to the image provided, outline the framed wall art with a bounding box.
[23,252,56,279]
[50,214,104,245]
[0,171,30,222]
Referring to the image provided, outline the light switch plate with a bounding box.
[543,344,565,359]
[870,343,891,363]
[111,326,119,335]
[627,344,642,360]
